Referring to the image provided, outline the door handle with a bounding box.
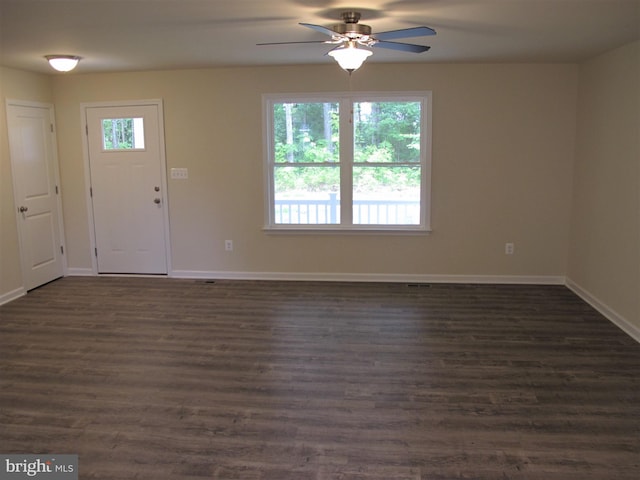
[153,198,161,204]
[19,206,28,213]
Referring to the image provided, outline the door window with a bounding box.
[101,117,145,150]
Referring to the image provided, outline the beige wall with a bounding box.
[568,41,640,330]
[0,67,54,299]
[2,47,638,334]
[51,63,578,280]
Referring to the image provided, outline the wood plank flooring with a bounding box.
[0,277,638,479]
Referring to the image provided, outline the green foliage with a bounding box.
[353,101,421,164]
[354,142,393,163]
[273,103,339,163]
[353,166,421,193]
[275,166,339,193]
[272,100,422,193]
[102,118,134,149]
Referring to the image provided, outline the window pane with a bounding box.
[274,166,340,224]
[102,117,145,150]
[273,102,339,163]
[353,166,421,225]
[353,101,421,163]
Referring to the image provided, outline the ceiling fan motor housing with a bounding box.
[332,22,372,37]
[333,11,372,38]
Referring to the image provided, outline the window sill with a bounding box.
[263,226,432,235]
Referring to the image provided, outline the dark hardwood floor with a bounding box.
[0,277,638,479]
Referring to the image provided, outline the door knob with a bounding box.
[19,206,28,213]
[153,198,161,204]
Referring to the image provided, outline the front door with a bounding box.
[6,101,65,290]
[85,102,169,274]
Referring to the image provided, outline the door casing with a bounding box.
[6,99,67,291]
[81,99,171,275]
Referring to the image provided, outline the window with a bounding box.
[101,117,145,150]
[264,92,432,231]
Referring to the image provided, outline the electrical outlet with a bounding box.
[170,167,188,180]
[225,240,233,251]
[505,242,515,255]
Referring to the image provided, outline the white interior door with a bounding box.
[6,101,65,290]
[85,103,169,274]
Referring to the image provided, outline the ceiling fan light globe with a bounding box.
[328,45,372,72]
[45,55,80,72]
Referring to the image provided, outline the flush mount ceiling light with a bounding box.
[328,41,372,74]
[45,55,81,72]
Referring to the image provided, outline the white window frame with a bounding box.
[263,91,432,233]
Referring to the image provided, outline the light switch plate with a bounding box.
[170,168,188,180]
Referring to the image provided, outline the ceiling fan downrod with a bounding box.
[341,11,361,24]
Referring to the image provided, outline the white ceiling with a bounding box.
[1,0,639,74]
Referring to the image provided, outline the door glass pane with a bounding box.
[353,101,421,163]
[272,102,339,163]
[274,165,340,224]
[353,166,421,225]
[102,117,145,150]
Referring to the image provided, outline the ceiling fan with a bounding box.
[258,11,436,73]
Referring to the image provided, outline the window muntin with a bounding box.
[265,93,431,231]
[101,117,145,150]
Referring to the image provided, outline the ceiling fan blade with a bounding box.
[373,41,431,53]
[374,26,436,41]
[299,22,342,37]
[257,40,330,46]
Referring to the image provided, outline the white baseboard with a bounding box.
[66,268,95,276]
[0,287,25,306]
[63,266,565,286]
[171,270,565,285]
[566,278,640,343]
